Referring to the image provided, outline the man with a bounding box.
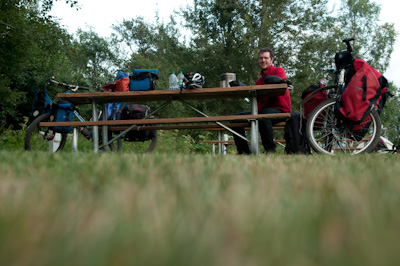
[232,47,292,154]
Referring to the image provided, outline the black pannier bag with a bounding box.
[284,112,311,154]
[119,104,156,142]
[29,89,52,122]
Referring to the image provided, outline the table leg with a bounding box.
[71,127,78,152]
[250,91,260,155]
[102,104,108,152]
[92,100,99,153]
[218,131,222,154]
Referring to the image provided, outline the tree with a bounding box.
[0,0,76,129]
[110,17,195,119]
[111,16,190,83]
[68,28,117,89]
[181,0,261,86]
[338,0,397,73]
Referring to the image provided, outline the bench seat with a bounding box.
[199,139,286,145]
[39,113,291,128]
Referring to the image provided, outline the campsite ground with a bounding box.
[1,149,399,265]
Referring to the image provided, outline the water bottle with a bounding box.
[169,72,178,90]
[177,71,185,87]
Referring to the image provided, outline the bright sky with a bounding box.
[50,0,400,88]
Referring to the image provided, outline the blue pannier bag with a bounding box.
[50,102,74,133]
[106,102,124,120]
[129,69,159,91]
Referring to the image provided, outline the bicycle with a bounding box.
[305,38,382,155]
[24,78,123,152]
[25,78,158,153]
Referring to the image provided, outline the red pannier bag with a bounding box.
[335,59,389,124]
[301,80,328,119]
[301,79,328,129]
[101,70,130,92]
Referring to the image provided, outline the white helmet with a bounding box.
[184,72,205,89]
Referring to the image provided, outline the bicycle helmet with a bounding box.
[184,72,205,89]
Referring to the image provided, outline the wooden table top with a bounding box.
[56,84,288,104]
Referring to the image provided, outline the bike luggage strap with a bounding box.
[300,85,337,105]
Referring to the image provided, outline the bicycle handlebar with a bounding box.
[48,77,91,92]
[343,38,354,52]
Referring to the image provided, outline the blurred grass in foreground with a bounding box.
[1,151,400,266]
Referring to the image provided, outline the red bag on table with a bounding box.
[102,70,130,92]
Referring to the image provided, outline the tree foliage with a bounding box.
[0,0,116,129]
[69,28,116,89]
[338,0,397,72]
[0,0,73,129]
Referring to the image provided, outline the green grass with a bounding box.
[1,151,400,266]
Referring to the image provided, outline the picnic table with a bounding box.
[42,84,289,154]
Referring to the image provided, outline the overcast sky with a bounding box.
[50,0,400,87]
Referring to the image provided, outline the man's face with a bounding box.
[258,51,274,70]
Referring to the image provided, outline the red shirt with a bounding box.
[256,65,292,112]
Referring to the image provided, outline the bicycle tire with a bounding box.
[145,130,157,153]
[108,134,123,152]
[306,98,381,155]
[25,113,68,152]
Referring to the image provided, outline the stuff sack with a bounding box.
[129,69,159,91]
[49,102,74,133]
[301,83,328,120]
[335,58,389,124]
[229,80,248,87]
[119,104,156,142]
[102,70,130,92]
[284,112,311,154]
[29,89,52,122]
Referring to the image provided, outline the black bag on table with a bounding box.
[118,104,156,142]
[284,112,311,154]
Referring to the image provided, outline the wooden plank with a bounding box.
[199,139,287,144]
[39,113,291,127]
[203,121,286,131]
[56,84,288,104]
[105,122,286,131]
[105,123,252,131]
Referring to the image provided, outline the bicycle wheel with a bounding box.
[144,130,158,153]
[107,132,123,152]
[25,113,68,152]
[306,98,381,155]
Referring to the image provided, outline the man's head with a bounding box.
[258,47,274,71]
